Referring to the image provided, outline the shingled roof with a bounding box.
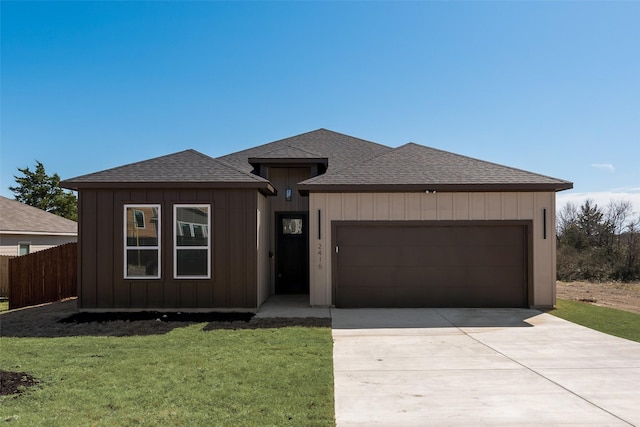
[60,130,572,195]
[0,196,77,235]
[61,149,276,194]
[299,143,573,192]
[218,128,391,173]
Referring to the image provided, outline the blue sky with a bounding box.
[2,1,639,213]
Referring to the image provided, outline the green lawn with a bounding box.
[0,324,335,426]
[550,298,640,343]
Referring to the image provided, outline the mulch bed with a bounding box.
[57,311,331,330]
[59,311,255,324]
[1,300,331,338]
[0,370,39,397]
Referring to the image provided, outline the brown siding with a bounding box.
[257,194,270,305]
[268,167,311,212]
[77,188,259,309]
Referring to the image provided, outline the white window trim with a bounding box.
[124,204,161,279]
[174,204,211,279]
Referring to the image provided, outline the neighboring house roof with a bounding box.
[299,143,573,192]
[61,149,276,195]
[218,128,392,173]
[0,196,77,236]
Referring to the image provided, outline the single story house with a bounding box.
[0,196,77,256]
[61,129,572,311]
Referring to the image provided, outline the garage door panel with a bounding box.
[339,227,446,246]
[338,266,522,290]
[335,222,528,308]
[340,225,524,246]
[336,285,525,308]
[339,245,522,268]
[338,266,463,288]
[339,246,476,268]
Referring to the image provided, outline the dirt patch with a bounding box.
[0,370,39,396]
[556,281,640,314]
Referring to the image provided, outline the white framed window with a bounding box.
[124,204,160,279]
[18,242,31,256]
[174,204,210,279]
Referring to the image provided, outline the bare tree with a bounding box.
[556,202,578,236]
[605,200,632,252]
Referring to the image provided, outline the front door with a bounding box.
[276,213,309,294]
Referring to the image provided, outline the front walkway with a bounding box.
[255,294,331,318]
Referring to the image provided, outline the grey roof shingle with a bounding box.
[219,128,392,173]
[299,143,573,191]
[0,196,77,235]
[61,149,274,192]
[60,130,572,194]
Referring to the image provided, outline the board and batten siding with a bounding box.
[309,192,557,308]
[77,188,260,310]
[256,193,270,306]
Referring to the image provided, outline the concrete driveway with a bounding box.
[331,308,640,426]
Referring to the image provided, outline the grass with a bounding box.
[0,301,8,312]
[0,324,335,426]
[550,298,640,343]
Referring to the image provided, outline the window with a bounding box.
[174,205,210,278]
[282,218,303,235]
[124,205,160,278]
[18,242,30,256]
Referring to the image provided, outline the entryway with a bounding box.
[275,212,309,294]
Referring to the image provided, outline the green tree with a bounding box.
[9,161,77,221]
[576,199,612,249]
[556,198,640,282]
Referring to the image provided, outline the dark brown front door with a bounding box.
[276,213,309,294]
[334,221,529,308]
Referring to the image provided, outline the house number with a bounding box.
[317,243,323,269]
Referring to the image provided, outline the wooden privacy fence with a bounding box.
[0,255,14,298]
[9,242,77,310]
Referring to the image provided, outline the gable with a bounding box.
[218,128,391,173]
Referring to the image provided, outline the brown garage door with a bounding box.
[334,221,529,308]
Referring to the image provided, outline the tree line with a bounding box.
[557,199,640,282]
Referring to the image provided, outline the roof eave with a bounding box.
[248,157,328,166]
[61,181,277,196]
[0,230,78,236]
[298,182,574,195]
